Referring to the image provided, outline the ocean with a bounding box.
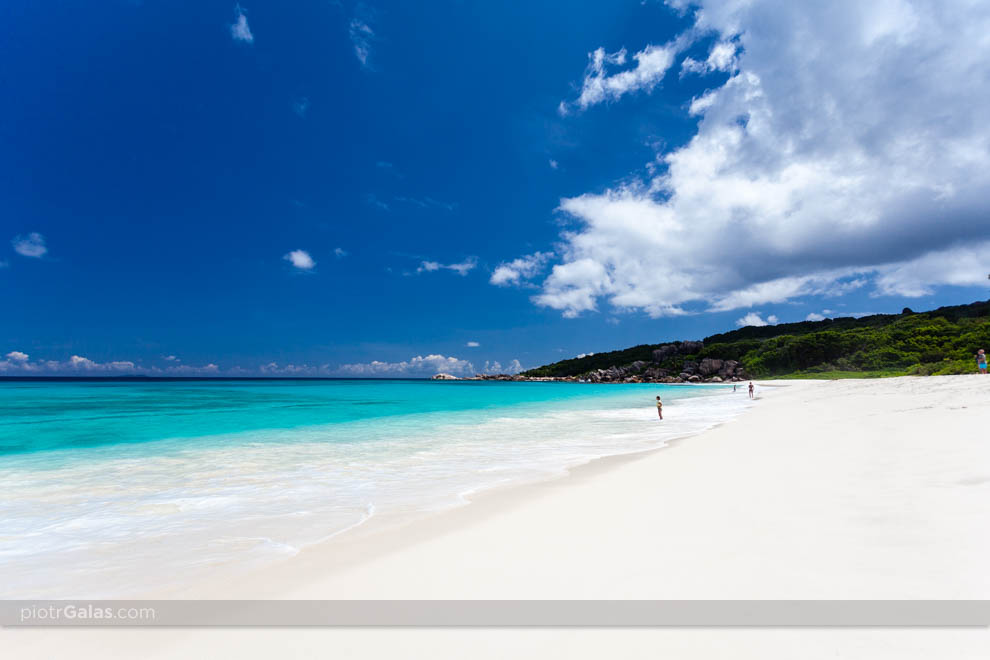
[0,379,751,598]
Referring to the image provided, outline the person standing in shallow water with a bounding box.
[977,349,987,374]
[748,382,755,399]
[656,396,663,420]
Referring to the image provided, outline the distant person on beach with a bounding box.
[656,396,663,420]
[748,382,755,399]
[733,384,737,392]
[978,349,987,374]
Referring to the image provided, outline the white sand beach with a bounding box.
[6,376,990,658]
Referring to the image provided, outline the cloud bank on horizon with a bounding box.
[338,354,524,377]
[0,350,525,378]
[509,0,990,318]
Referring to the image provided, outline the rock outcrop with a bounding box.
[479,336,750,384]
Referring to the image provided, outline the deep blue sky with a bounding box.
[2,0,986,375]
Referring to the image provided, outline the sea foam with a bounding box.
[0,382,751,597]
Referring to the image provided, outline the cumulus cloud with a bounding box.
[0,352,286,377]
[736,312,778,327]
[338,354,475,377]
[230,5,254,43]
[805,312,826,321]
[12,232,47,258]
[66,355,137,371]
[334,247,348,258]
[490,252,552,287]
[482,359,524,375]
[0,352,164,374]
[283,249,316,270]
[417,257,477,276]
[522,0,990,318]
[681,40,737,75]
[549,159,559,169]
[466,341,480,347]
[562,40,683,113]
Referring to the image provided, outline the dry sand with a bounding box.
[6,376,990,657]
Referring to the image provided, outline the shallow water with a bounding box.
[0,379,751,597]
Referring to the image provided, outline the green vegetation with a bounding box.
[523,300,990,379]
[522,343,683,378]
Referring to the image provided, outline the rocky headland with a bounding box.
[461,340,749,384]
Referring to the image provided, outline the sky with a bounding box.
[3,0,990,377]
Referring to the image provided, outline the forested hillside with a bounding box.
[522,300,990,380]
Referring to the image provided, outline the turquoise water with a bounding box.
[0,379,697,457]
[0,379,751,598]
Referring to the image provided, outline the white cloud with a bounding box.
[490,252,552,287]
[549,159,559,169]
[334,247,348,258]
[482,359,524,375]
[68,355,138,372]
[563,40,683,113]
[12,232,47,258]
[339,354,475,377]
[418,257,477,276]
[805,312,825,321]
[872,241,990,297]
[164,363,220,375]
[466,341,480,347]
[258,361,330,376]
[681,40,737,76]
[349,4,377,69]
[0,353,141,374]
[446,258,477,276]
[350,21,373,66]
[735,312,777,327]
[0,352,311,377]
[283,249,315,270]
[523,0,990,318]
[230,5,254,43]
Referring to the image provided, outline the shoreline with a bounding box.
[169,382,759,600]
[189,375,990,601]
[6,375,990,659]
[1,378,752,600]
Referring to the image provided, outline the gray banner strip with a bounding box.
[4,600,990,627]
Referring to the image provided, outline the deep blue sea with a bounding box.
[0,379,750,597]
